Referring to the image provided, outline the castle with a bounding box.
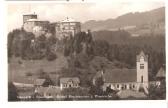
[23,13,81,39]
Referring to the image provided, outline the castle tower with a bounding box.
[136,51,149,89]
[23,13,37,24]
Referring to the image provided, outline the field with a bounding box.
[8,56,68,82]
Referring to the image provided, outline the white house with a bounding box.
[60,77,80,90]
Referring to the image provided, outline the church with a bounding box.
[93,51,149,93]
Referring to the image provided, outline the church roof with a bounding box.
[103,68,137,83]
[156,67,165,78]
[136,51,148,62]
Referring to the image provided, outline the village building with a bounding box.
[34,86,61,99]
[93,51,149,94]
[34,79,47,87]
[60,77,80,90]
[156,67,166,78]
[13,77,35,88]
[13,77,48,88]
[149,67,166,88]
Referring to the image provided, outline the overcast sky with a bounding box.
[7,0,165,32]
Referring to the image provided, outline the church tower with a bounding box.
[136,51,149,89]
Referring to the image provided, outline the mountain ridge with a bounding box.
[82,7,165,31]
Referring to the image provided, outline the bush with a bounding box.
[47,52,57,61]
[25,72,33,77]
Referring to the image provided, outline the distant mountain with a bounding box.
[82,7,165,31]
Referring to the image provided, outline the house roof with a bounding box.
[136,51,148,62]
[34,79,46,86]
[103,68,137,83]
[60,77,80,84]
[156,67,166,78]
[93,70,103,79]
[13,77,35,84]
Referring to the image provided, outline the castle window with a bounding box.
[140,64,144,69]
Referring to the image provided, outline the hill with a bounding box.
[82,7,165,33]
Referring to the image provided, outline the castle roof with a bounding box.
[136,51,148,62]
[103,68,137,83]
[23,13,37,16]
[61,17,78,23]
[27,18,49,22]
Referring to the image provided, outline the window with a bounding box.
[64,84,67,87]
[132,85,135,88]
[125,85,127,89]
[141,76,143,83]
[140,64,144,69]
[129,84,132,89]
[116,84,119,88]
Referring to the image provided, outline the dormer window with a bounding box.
[140,64,144,69]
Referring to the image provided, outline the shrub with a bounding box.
[47,52,57,61]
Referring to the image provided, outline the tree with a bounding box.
[8,82,19,101]
[148,80,166,100]
[46,52,57,61]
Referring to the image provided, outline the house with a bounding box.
[35,86,61,99]
[13,77,50,88]
[155,67,166,86]
[17,88,35,100]
[13,77,35,88]
[156,67,165,78]
[34,79,46,87]
[60,77,80,90]
[93,51,149,94]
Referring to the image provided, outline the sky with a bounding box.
[7,0,165,32]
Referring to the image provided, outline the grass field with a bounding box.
[8,56,68,82]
